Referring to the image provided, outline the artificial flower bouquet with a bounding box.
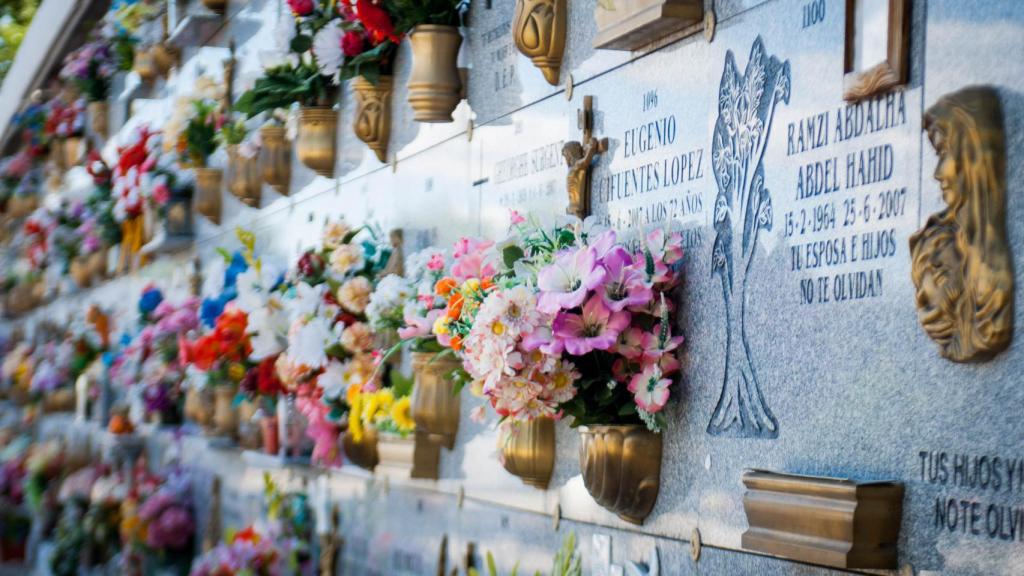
[59,40,119,103]
[303,0,402,84]
[120,467,196,575]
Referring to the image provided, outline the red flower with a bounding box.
[341,30,366,57]
[257,357,283,397]
[353,0,400,44]
[286,0,314,16]
[191,335,219,371]
[213,308,250,360]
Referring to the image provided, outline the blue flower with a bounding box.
[200,296,227,328]
[139,288,164,315]
[224,252,248,289]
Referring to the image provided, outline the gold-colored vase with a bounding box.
[578,425,663,524]
[352,75,392,163]
[212,386,237,438]
[62,137,83,169]
[410,352,462,449]
[7,194,38,219]
[407,25,463,123]
[133,48,159,83]
[376,431,440,480]
[259,125,291,195]
[501,417,556,489]
[69,256,92,288]
[151,43,179,76]
[44,388,76,413]
[296,107,338,177]
[342,429,379,471]
[236,400,262,450]
[184,386,214,427]
[202,0,227,14]
[227,145,261,208]
[512,0,567,86]
[194,167,223,224]
[88,101,108,139]
[89,248,107,280]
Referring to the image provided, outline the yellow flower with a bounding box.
[470,379,484,397]
[390,396,415,433]
[433,316,450,336]
[491,321,506,336]
[349,393,364,442]
[228,362,247,382]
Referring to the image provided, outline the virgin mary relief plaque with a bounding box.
[909,86,1013,363]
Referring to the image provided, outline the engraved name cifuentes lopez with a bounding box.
[707,37,790,439]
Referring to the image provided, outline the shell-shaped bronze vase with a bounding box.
[259,125,291,195]
[410,352,462,449]
[352,75,392,163]
[88,102,108,140]
[296,107,338,177]
[501,417,555,488]
[194,167,223,224]
[512,0,567,86]
[342,429,380,471]
[227,145,261,208]
[578,425,663,524]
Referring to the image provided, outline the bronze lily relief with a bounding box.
[513,0,567,86]
[909,87,1013,363]
[352,75,393,163]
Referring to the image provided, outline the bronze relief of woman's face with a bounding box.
[914,228,963,347]
[928,128,960,208]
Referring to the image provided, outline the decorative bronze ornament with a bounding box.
[202,0,227,15]
[594,0,703,51]
[227,145,262,207]
[741,469,904,569]
[380,228,404,278]
[909,87,1013,363]
[352,75,393,163]
[259,125,291,195]
[501,417,555,489]
[194,167,223,224]
[319,504,341,576]
[296,107,338,177]
[410,351,462,449]
[578,425,662,524]
[512,0,567,86]
[88,101,108,140]
[375,430,441,480]
[342,429,380,471]
[407,25,463,123]
[563,95,608,219]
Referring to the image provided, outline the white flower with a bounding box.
[235,264,282,313]
[322,220,352,250]
[317,360,347,399]
[287,281,326,321]
[248,306,288,360]
[328,244,365,278]
[287,316,332,369]
[312,23,344,81]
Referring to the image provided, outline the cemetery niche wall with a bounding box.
[1,0,1023,575]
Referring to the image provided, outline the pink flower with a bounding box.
[287,0,314,15]
[599,247,652,311]
[450,237,495,281]
[628,364,671,413]
[509,209,525,225]
[341,30,365,57]
[643,229,684,284]
[152,182,170,205]
[551,296,629,356]
[616,326,682,365]
[536,246,607,314]
[426,252,445,272]
[398,308,442,339]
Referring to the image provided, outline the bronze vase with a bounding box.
[501,417,556,489]
[259,125,291,195]
[88,248,108,281]
[512,0,567,86]
[296,107,338,177]
[342,429,379,471]
[410,352,462,448]
[88,101,108,139]
[194,167,223,224]
[151,43,179,76]
[133,47,159,83]
[375,431,440,480]
[352,75,392,162]
[407,25,463,123]
[212,386,237,438]
[69,256,92,288]
[62,137,84,169]
[578,425,663,524]
[227,145,261,208]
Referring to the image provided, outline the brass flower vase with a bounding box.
[342,429,379,471]
[410,351,462,448]
[237,400,262,450]
[194,167,223,224]
[151,43,179,76]
[227,145,261,208]
[62,137,83,169]
[6,194,38,219]
[259,125,291,195]
[88,101,108,139]
[44,388,76,413]
[512,0,567,86]
[352,75,392,162]
[578,425,663,524]
[184,386,214,428]
[212,386,237,438]
[375,431,440,480]
[296,107,338,177]
[202,0,227,14]
[501,417,556,489]
[89,247,108,281]
[69,256,92,288]
[407,25,463,123]
[133,47,159,83]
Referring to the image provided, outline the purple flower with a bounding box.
[552,295,630,356]
[146,504,194,550]
[537,246,607,314]
[599,247,653,311]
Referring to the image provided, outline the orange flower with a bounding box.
[446,293,464,320]
[481,277,495,291]
[449,335,463,351]
[434,277,457,296]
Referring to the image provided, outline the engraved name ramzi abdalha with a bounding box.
[909,87,1014,363]
[707,37,790,439]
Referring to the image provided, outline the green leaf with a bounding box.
[502,245,525,269]
[617,403,637,416]
[290,34,312,53]
[486,552,497,576]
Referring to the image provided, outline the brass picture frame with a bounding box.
[843,0,909,101]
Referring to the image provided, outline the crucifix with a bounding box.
[562,95,608,219]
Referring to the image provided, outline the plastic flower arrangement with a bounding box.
[441,215,685,433]
[183,99,226,168]
[310,0,401,84]
[120,467,195,571]
[393,247,451,350]
[44,97,86,140]
[347,372,415,441]
[388,0,470,31]
[189,529,290,576]
[111,125,181,223]
[59,40,119,102]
